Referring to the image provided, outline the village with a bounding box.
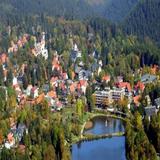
[0,31,160,151]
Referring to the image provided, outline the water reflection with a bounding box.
[84,116,125,135]
[72,136,126,160]
[72,117,126,160]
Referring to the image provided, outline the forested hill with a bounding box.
[0,0,95,21]
[123,0,160,45]
[87,0,139,23]
[0,0,139,23]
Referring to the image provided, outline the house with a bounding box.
[12,77,18,86]
[98,60,103,75]
[70,83,77,93]
[16,123,28,142]
[91,63,99,72]
[145,106,157,120]
[75,65,82,74]
[55,101,63,111]
[32,32,48,60]
[141,74,157,84]
[78,80,88,94]
[150,65,158,74]
[92,50,99,60]
[36,93,45,104]
[62,72,68,80]
[42,84,50,93]
[50,77,58,87]
[4,133,15,149]
[47,91,57,99]
[117,82,132,93]
[133,95,141,106]
[102,75,110,83]
[70,44,82,62]
[0,53,8,64]
[155,97,160,109]
[135,81,145,92]
[25,85,33,96]
[116,76,123,83]
[17,76,23,86]
[30,87,39,98]
[78,70,90,80]
[45,96,55,108]
[14,84,22,96]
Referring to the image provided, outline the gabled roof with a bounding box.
[31,86,38,92]
[135,81,145,92]
[36,93,45,104]
[141,74,157,83]
[133,95,141,106]
[145,105,156,116]
[102,75,110,82]
[117,82,132,92]
[47,91,57,99]
[155,97,160,106]
[79,80,87,87]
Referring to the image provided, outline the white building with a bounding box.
[30,87,39,99]
[12,77,18,86]
[98,60,103,75]
[33,32,48,60]
[94,87,125,106]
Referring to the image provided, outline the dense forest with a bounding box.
[123,0,160,45]
[0,0,139,23]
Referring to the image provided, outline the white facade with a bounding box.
[12,77,18,86]
[34,32,48,60]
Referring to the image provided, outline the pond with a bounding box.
[72,116,126,160]
[84,116,125,135]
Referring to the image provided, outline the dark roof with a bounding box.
[92,50,99,59]
[70,51,77,62]
[91,63,99,72]
[145,105,156,116]
[155,97,160,106]
[42,84,50,92]
[141,74,157,84]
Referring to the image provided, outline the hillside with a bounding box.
[103,0,139,23]
[85,0,139,23]
[0,0,139,24]
[0,0,95,21]
[123,0,160,45]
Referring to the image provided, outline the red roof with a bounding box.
[36,93,45,104]
[117,82,132,92]
[70,83,76,93]
[79,80,87,86]
[31,87,38,92]
[133,95,141,106]
[50,77,58,83]
[62,72,68,79]
[0,53,7,63]
[135,81,145,92]
[151,65,158,74]
[7,133,14,143]
[47,91,57,99]
[102,75,110,82]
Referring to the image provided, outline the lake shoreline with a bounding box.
[72,115,127,160]
[71,113,126,145]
